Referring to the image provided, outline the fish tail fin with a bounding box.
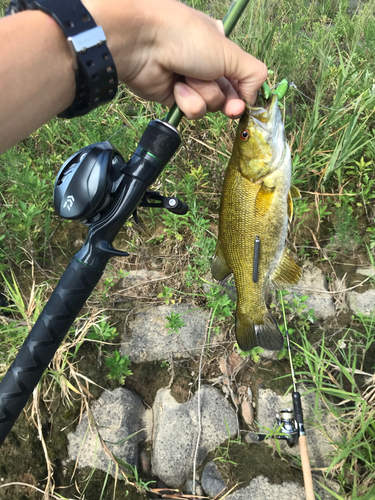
[236,310,284,352]
[235,314,257,352]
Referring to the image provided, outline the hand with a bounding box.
[84,0,268,119]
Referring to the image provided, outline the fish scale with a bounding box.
[211,95,302,352]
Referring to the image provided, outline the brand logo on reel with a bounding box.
[63,195,75,211]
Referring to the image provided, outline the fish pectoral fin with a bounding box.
[255,182,275,216]
[290,185,302,199]
[236,310,284,352]
[271,248,302,289]
[211,240,232,281]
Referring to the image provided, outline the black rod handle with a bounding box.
[0,257,103,445]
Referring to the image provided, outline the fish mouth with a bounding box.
[246,94,277,124]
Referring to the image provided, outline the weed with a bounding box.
[234,344,264,363]
[158,286,175,305]
[165,310,186,334]
[105,350,132,385]
[214,417,242,465]
[295,327,375,497]
[86,318,119,343]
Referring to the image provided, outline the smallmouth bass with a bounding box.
[211,94,302,352]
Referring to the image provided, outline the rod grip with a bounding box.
[299,435,315,500]
[0,257,103,445]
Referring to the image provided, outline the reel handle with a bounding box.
[0,258,103,445]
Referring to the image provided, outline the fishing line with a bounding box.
[279,290,297,392]
[273,81,352,112]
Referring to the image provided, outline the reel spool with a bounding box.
[256,407,298,447]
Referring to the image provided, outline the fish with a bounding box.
[211,94,302,352]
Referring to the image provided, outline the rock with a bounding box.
[224,475,340,500]
[184,479,204,496]
[122,303,212,363]
[347,290,375,316]
[254,386,339,468]
[241,400,254,426]
[152,385,238,488]
[259,349,279,361]
[67,388,149,476]
[286,263,336,320]
[356,265,375,277]
[201,462,227,498]
[120,269,166,294]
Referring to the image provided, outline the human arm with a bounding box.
[0,0,267,154]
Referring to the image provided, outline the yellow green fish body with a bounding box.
[212,95,302,351]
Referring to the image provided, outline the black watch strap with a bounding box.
[6,0,118,118]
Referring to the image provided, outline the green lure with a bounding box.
[273,79,289,100]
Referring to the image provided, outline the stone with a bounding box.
[259,349,279,361]
[356,266,375,277]
[201,461,227,498]
[122,303,211,363]
[120,269,166,295]
[241,400,254,426]
[184,479,204,496]
[286,263,336,320]
[254,386,339,468]
[151,385,238,488]
[224,475,340,500]
[347,290,375,316]
[67,388,149,477]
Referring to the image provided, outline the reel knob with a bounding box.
[53,141,125,222]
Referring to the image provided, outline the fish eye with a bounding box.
[240,130,249,141]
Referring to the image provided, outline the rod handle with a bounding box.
[0,257,103,445]
[299,435,315,500]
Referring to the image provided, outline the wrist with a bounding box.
[80,0,173,83]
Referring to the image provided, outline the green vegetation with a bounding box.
[295,325,375,499]
[1,0,375,498]
[105,350,132,385]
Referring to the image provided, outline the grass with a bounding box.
[1,0,375,498]
[294,323,375,499]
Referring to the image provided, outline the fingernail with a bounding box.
[175,82,190,98]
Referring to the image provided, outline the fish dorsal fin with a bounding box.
[211,239,232,281]
[270,248,302,289]
[290,185,301,199]
[255,182,275,216]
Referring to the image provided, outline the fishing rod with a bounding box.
[0,0,250,446]
[257,291,315,500]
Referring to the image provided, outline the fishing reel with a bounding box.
[54,140,188,225]
[257,408,298,447]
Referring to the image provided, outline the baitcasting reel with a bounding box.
[54,140,188,225]
[257,407,298,447]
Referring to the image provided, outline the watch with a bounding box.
[6,0,118,118]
